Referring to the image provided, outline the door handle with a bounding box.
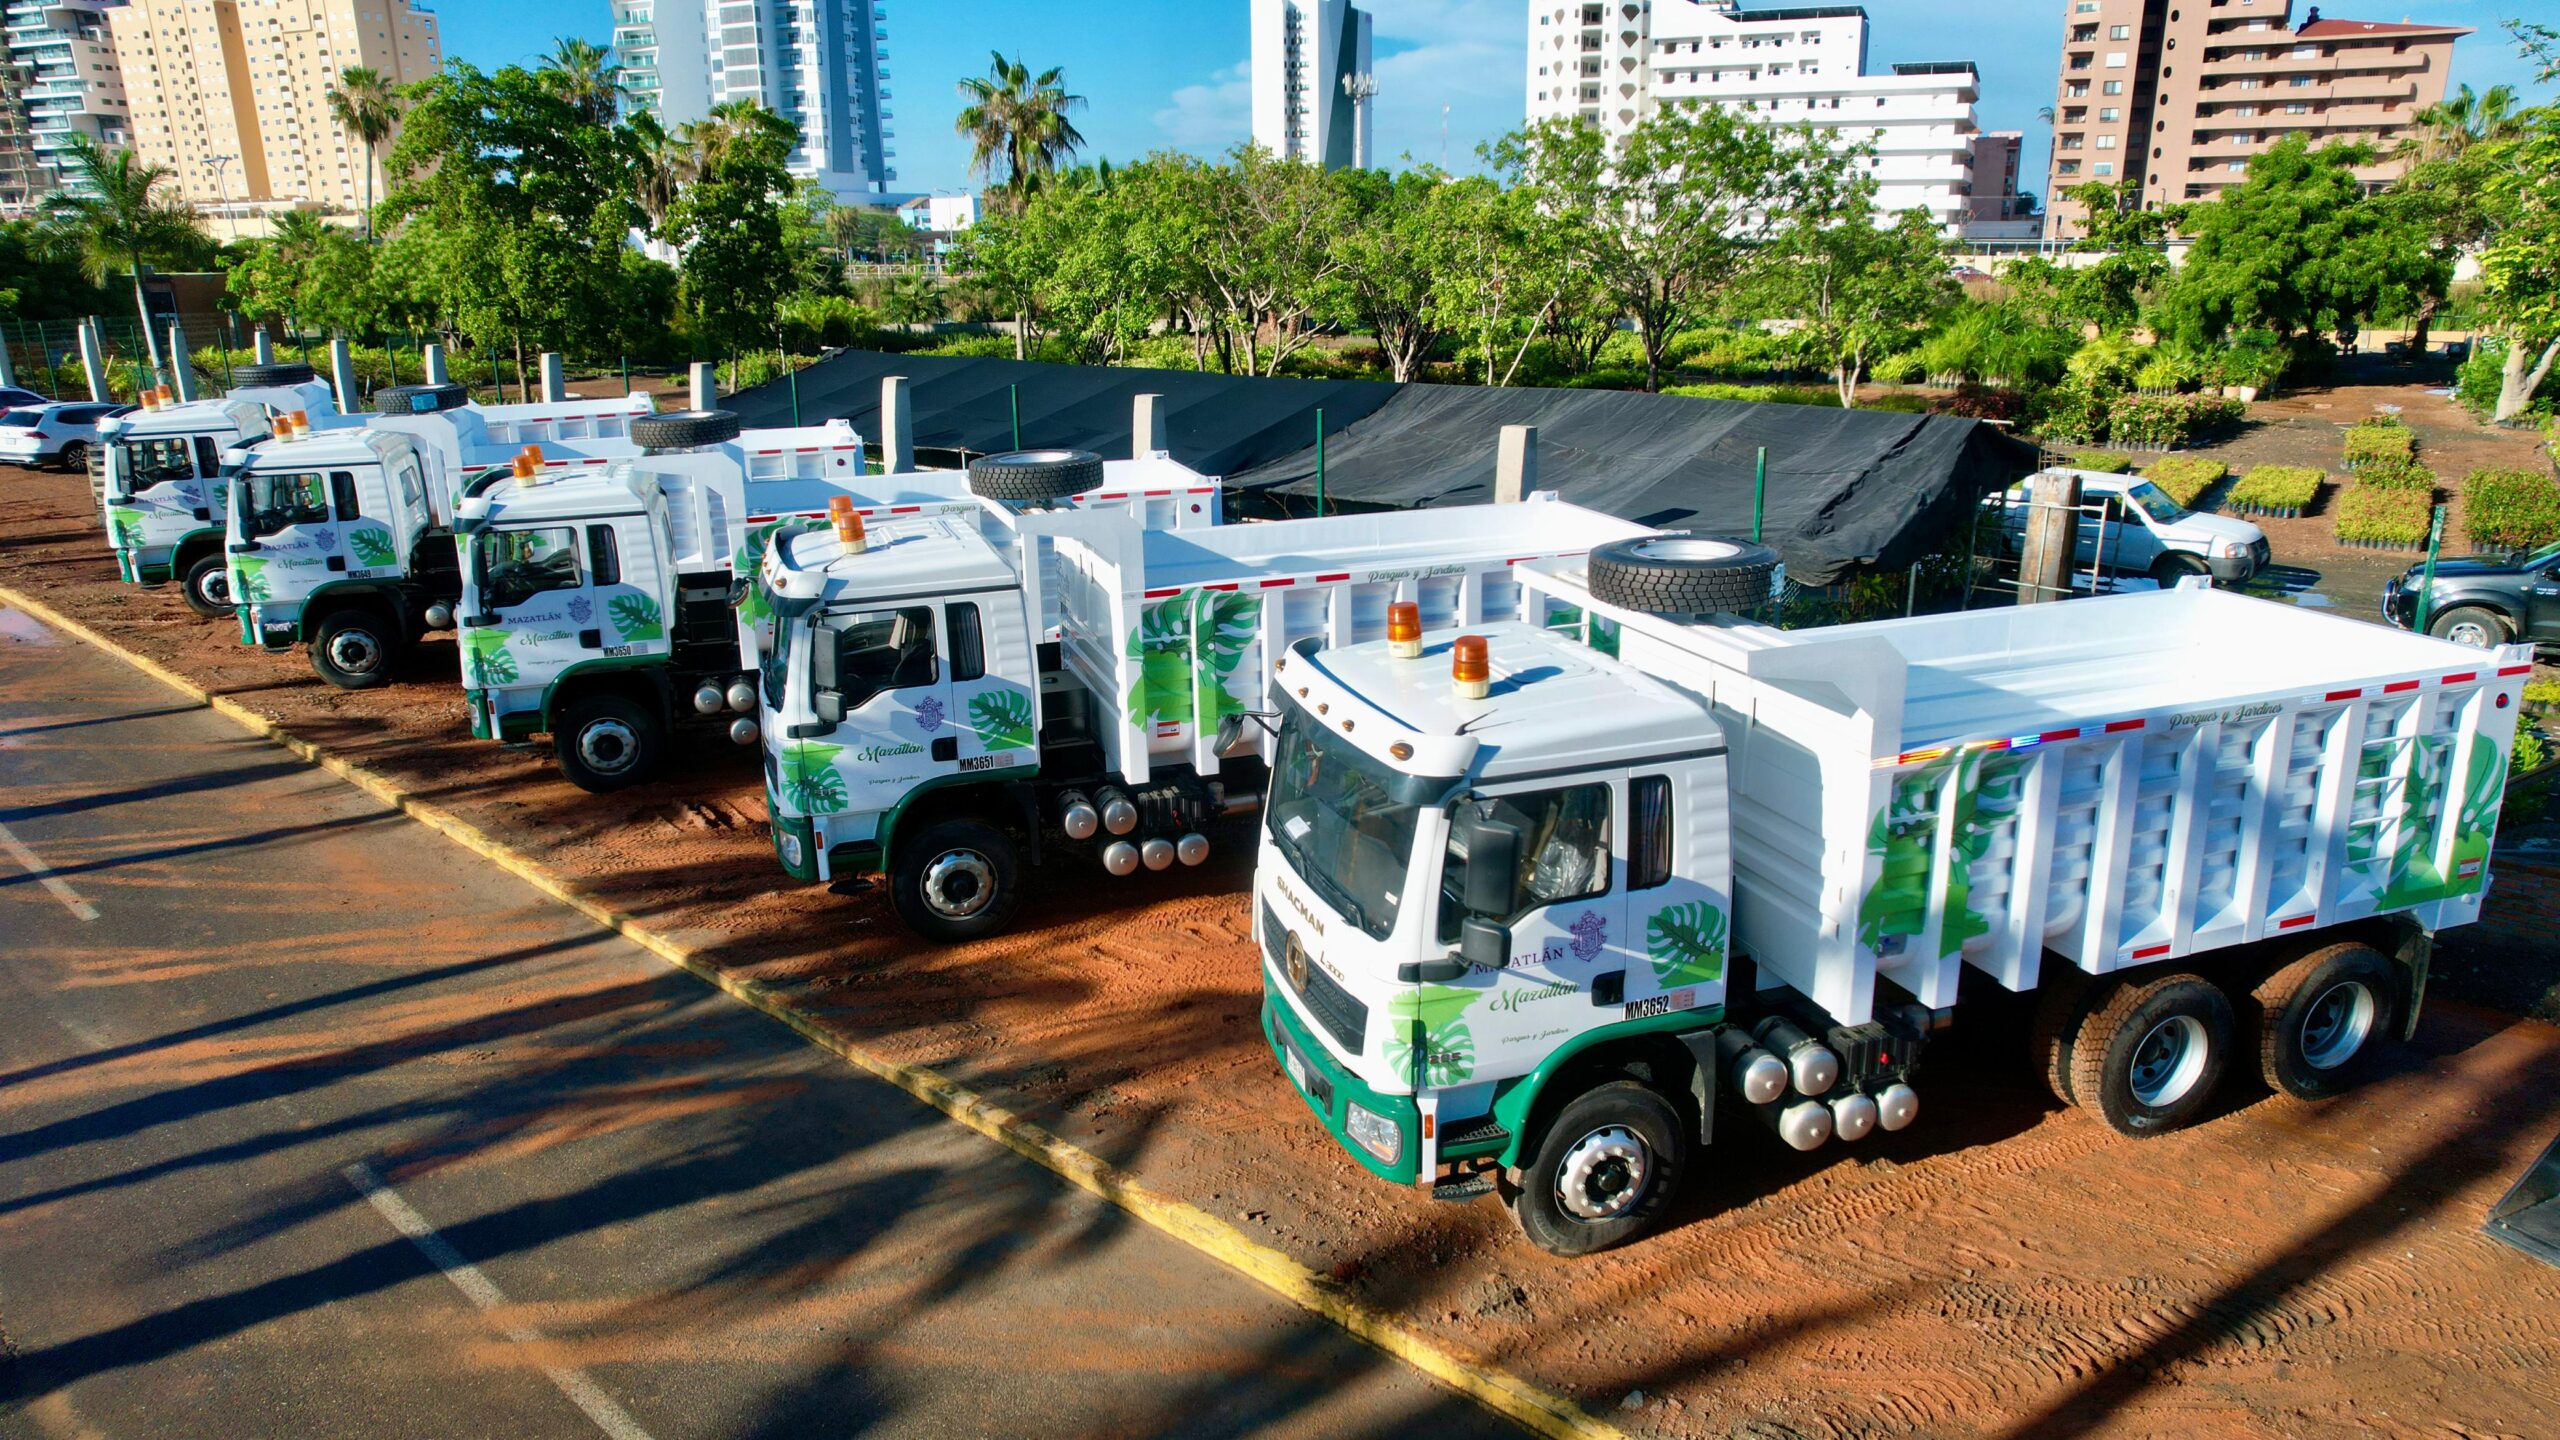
[930,736,958,762]
[578,628,602,649]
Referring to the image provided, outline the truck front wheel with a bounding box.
[2067,973,2234,1138]
[555,694,665,793]
[1504,1080,1686,1257]
[890,818,1021,942]
[310,609,403,689]
[182,553,233,617]
[2251,943,2398,1100]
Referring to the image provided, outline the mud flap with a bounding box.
[2486,1126,2560,1267]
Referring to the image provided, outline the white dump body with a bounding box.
[1054,495,1656,784]
[474,392,658,447]
[1519,568,2531,1026]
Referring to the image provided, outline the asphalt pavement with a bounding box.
[0,604,1514,1440]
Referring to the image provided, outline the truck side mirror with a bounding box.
[1460,915,1511,971]
[1455,810,1522,918]
[1214,712,1246,754]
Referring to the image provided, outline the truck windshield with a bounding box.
[1266,708,1441,941]
[241,470,329,537]
[2122,481,2188,524]
[117,437,197,491]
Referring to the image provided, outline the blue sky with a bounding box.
[437,0,2557,195]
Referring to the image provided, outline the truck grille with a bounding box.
[1263,901,1367,1056]
[2250,537,2271,569]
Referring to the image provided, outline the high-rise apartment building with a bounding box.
[2042,1,2466,239]
[107,0,440,213]
[1251,0,1373,170]
[616,0,893,200]
[1525,1,1985,237]
[4,0,130,203]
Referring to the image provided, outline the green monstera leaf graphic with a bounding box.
[1124,595,1196,731]
[461,628,517,687]
[968,690,1036,750]
[1386,983,1479,1087]
[228,556,270,602]
[734,520,791,626]
[608,592,665,642]
[1646,901,1727,988]
[108,506,144,550]
[346,525,396,569]
[1122,589,1263,734]
[1857,749,2028,958]
[1189,588,1262,730]
[780,740,849,815]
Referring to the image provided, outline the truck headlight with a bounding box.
[2217,539,2245,557]
[1344,1102,1401,1165]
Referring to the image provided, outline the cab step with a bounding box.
[1430,1170,1499,1203]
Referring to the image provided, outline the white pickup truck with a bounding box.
[753,493,1656,938]
[1252,538,2526,1253]
[451,412,1223,790]
[1996,467,2271,586]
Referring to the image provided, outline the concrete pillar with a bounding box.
[1132,393,1167,459]
[1494,424,1538,504]
[0,335,16,390]
[2017,469,2082,606]
[881,375,913,473]
[167,324,197,401]
[77,320,109,402]
[422,342,449,385]
[252,326,275,364]
[538,351,565,403]
[688,361,716,412]
[329,335,358,412]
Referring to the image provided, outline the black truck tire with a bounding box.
[2251,942,2398,1100]
[629,409,742,451]
[371,381,470,415]
[554,693,666,792]
[2066,973,2235,1138]
[232,362,319,387]
[967,449,1104,503]
[182,552,233,616]
[890,818,1022,942]
[309,607,403,690]
[1585,535,1782,615]
[1504,1080,1687,1257]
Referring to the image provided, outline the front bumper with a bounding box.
[2380,575,2415,630]
[2208,538,2270,584]
[0,443,49,465]
[1263,988,1418,1185]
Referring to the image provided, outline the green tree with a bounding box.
[2002,179,2174,334]
[1175,145,1351,376]
[541,38,621,128]
[663,101,801,371]
[2469,92,2560,422]
[325,66,401,241]
[0,218,109,319]
[1765,169,1957,407]
[43,134,209,379]
[954,52,1087,215]
[1493,111,1794,391]
[1330,166,1469,382]
[2389,84,2525,357]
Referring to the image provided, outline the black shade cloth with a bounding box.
[732,350,2037,586]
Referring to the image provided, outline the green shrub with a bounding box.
[2141,456,2229,508]
[2332,486,2433,546]
[2133,353,2194,392]
[2456,336,2560,420]
[2226,465,2325,517]
[2104,392,2246,448]
[2067,450,2135,473]
[2525,679,2560,708]
[1859,393,1936,414]
[2354,456,2437,493]
[2342,416,2415,469]
[2032,377,2113,444]
[2462,467,2560,552]
[1663,382,1840,407]
[2066,334,2148,395]
[2206,330,2290,391]
[1871,351,1926,385]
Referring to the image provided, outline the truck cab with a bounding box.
[99,396,273,611]
[226,427,453,684]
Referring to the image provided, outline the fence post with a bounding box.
[222,312,240,389]
[329,335,358,411]
[489,346,503,403]
[1314,407,1327,518]
[253,325,275,365]
[386,333,402,389]
[1752,447,1768,543]
[77,319,109,401]
[2414,504,2447,633]
[786,353,801,425]
[1495,424,1537,504]
[620,354,630,396]
[688,360,716,411]
[167,322,197,400]
[2018,469,2080,606]
[538,351,565,402]
[1132,393,1165,459]
[423,341,449,385]
[882,375,913,471]
[0,327,14,391]
[1008,383,1021,451]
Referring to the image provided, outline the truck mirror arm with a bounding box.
[1214,709,1280,753]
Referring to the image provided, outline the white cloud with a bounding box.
[1154,59,1253,149]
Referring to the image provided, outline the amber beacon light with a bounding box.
[1451,633,1490,700]
[829,494,867,553]
[1387,600,1422,659]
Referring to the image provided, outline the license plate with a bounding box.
[1283,1043,1307,1094]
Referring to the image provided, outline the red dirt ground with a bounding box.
[8,455,2560,1439]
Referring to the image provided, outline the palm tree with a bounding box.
[325,66,400,241]
[954,52,1086,214]
[542,37,622,128]
[626,110,695,230]
[2389,84,2522,357]
[2393,83,2520,167]
[45,135,207,379]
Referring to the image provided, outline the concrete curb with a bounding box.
[0,581,1626,1440]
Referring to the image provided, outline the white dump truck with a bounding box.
[224,382,660,685]
[1249,537,2529,1254]
[98,375,338,612]
[753,493,1656,938]
[451,411,1223,791]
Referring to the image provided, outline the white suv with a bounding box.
[0,401,128,472]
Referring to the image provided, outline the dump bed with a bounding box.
[1055,496,1654,783]
[1522,570,2532,1026]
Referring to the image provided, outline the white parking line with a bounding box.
[342,1162,656,1440]
[0,817,99,921]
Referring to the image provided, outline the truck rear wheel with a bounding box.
[554,694,664,792]
[1585,535,1781,615]
[890,818,1020,942]
[1504,1080,1686,1257]
[2027,969,2095,1106]
[2251,943,2398,1100]
[2067,973,2234,1138]
[310,609,403,689]
[182,553,233,616]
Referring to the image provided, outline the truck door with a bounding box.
[464,523,612,693]
[2526,557,2560,643]
[230,466,350,602]
[940,598,1037,772]
[808,604,959,804]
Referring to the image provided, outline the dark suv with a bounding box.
[2383,542,2560,650]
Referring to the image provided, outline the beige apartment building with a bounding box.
[2044,0,2465,240]
[107,0,441,214]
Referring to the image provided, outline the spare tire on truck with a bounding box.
[232,362,319,388]
[1586,535,1782,616]
[630,409,743,451]
[371,381,470,415]
[968,449,1103,503]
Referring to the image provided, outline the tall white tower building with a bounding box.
[3,0,129,204]
[616,0,893,199]
[1524,0,1983,236]
[1250,0,1373,170]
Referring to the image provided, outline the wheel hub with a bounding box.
[2445,620,2493,647]
[196,568,231,607]
[326,628,382,674]
[1554,1124,1650,1221]
[920,849,995,919]
[2128,1015,2209,1107]
[2298,980,2376,1070]
[578,718,639,773]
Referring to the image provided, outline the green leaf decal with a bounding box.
[228,556,269,602]
[346,525,396,569]
[967,690,1036,750]
[461,628,517,687]
[1122,590,1262,733]
[607,592,665,642]
[780,740,848,815]
[734,520,790,626]
[1645,901,1727,987]
[1386,983,1479,1087]
[1856,749,2027,959]
[108,506,144,550]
